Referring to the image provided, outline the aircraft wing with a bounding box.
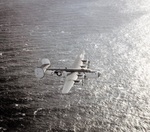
[62,72,78,93]
[62,51,85,93]
[71,50,85,69]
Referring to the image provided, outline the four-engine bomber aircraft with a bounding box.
[35,51,100,94]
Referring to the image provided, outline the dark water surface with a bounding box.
[0,0,150,131]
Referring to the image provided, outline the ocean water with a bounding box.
[0,0,150,131]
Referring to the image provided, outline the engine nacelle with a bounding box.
[77,73,85,79]
[84,71,100,78]
[35,58,51,79]
[82,60,88,63]
[80,65,87,69]
[82,60,90,68]
[74,79,82,85]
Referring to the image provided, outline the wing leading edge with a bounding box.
[62,51,85,93]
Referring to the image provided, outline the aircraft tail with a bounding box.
[35,58,51,79]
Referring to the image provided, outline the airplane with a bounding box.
[34,51,100,94]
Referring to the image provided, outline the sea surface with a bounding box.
[0,0,150,131]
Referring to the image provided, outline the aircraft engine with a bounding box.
[82,60,88,64]
[80,65,87,69]
[84,72,100,78]
[77,73,85,79]
[82,60,90,68]
[74,79,82,85]
[35,58,51,79]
